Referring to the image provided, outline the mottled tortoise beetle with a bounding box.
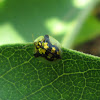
[34,35,62,61]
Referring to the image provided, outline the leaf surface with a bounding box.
[0,44,100,100]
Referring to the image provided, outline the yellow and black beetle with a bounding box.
[34,35,62,61]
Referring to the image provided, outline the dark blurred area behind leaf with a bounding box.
[75,3,100,57]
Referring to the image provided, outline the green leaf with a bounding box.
[0,44,100,100]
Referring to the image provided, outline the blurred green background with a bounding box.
[0,0,100,56]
